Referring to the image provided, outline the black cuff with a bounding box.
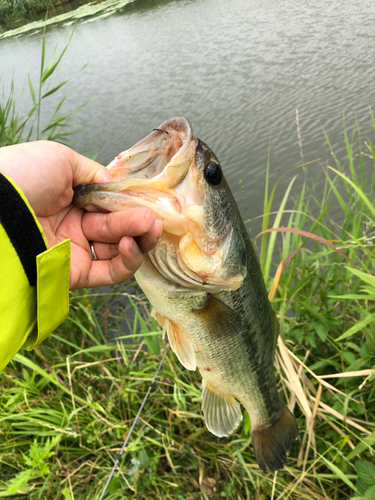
[0,173,47,286]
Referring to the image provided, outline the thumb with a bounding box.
[71,151,115,186]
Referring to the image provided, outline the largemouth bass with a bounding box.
[74,117,298,472]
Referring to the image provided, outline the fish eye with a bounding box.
[204,162,222,186]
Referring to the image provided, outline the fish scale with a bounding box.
[74,116,299,472]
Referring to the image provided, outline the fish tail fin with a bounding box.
[251,402,298,473]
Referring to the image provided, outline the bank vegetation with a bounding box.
[1,30,374,500]
[0,0,81,27]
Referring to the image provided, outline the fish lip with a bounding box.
[73,183,97,207]
[106,117,193,185]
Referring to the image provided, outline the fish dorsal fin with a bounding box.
[152,310,196,371]
[201,380,242,437]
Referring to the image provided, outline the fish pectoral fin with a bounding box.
[201,380,242,437]
[194,295,242,338]
[152,309,196,371]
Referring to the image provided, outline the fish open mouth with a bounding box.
[74,117,196,235]
[73,117,246,291]
[105,116,195,187]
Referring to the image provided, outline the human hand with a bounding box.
[0,141,162,290]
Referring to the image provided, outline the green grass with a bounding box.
[0,0,68,27]
[1,31,375,500]
[0,0,137,39]
[0,24,86,147]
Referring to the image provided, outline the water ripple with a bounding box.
[1,0,375,235]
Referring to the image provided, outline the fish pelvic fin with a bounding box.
[152,309,196,371]
[202,380,243,437]
[251,401,299,473]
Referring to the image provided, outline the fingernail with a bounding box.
[157,222,163,240]
[129,238,140,255]
[144,209,153,220]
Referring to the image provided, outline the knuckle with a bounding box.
[109,261,121,284]
[96,214,110,239]
[109,243,119,257]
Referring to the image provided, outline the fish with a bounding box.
[73,117,299,472]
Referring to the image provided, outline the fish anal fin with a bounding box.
[202,380,242,437]
[251,402,299,473]
[152,309,196,371]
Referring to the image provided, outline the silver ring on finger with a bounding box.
[89,241,98,261]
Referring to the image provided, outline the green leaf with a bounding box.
[12,353,95,408]
[321,457,358,492]
[325,171,351,217]
[365,486,375,499]
[138,448,150,469]
[358,479,371,496]
[336,314,375,342]
[42,79,71,99]
[27,75,36,108]
[107,478,122,494]
[348,431,375,460]
[69,344,117,358]
[62,488,73,500]
[40,17,47,80]
[356,461,375,486]
[243,411,251,436]
[328,167,375,219]
[263,175,297,284]
[5,470,32,493]
[329,294,375,300]
[347,267,375,288]
[41,29,74,84]
[315,322,328,341]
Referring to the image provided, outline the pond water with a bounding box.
[1,0,375,234]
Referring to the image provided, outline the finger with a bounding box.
[81,208,157,243]
[70,149,114,185]
[135,220,163,254]
[79,236,143,288]
[88,218,161,262]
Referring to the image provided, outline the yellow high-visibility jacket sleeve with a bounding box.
[0,173,70,372]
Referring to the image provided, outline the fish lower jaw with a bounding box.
[81,190,188,236]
